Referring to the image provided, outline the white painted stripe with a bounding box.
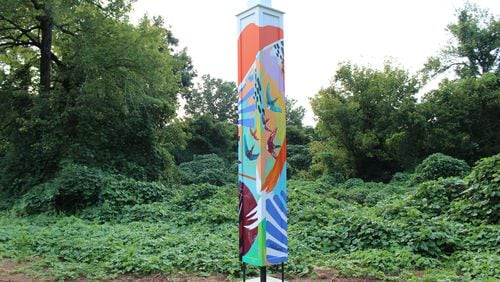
[265,211,287,236]
[245,219,261,230]
[270,197,287,222]
[266,248,288,257]
[247,206,258,218]
[266,233,288,250]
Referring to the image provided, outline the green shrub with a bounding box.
[451,251,500,280]
[189,185,237,225]
[12,162,109,214]
[341,248,438,275]
[413,153,470,183]
[106,183,232,224]
[341,178,365,188]
[287,144,312,178]
[98,178,172,218]
[300,207,399,253]
[178,154,232,186]
[416,269,461,281]
[54,162,110,212]
[452,153,499,224]
[118,202,174,223]
[2,172,499,280]
[13,162,172,217]
[379,177,467,220]
[329,179,408,206]
[0,214,241,280]
[170,183,219,211]
[409,177,466,216]
[395,216,461,257]
[316,172,345,186]
[390,172,412,184]
[377,195,426,220]
[461,224,500,253]
[14,182,58,214]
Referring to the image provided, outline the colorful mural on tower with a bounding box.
[237,13,287,266]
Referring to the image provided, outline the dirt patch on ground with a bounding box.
[0,260,40,282]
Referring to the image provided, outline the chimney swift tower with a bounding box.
[237,0,287,279]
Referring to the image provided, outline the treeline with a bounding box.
[308,4,499,181]
[0,0,499,211]
[0,0,192,207]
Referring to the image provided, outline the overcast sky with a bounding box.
[131,0,499,126]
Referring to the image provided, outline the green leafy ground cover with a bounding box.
[0,154,499,281]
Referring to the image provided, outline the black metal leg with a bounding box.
[281,262,284,282]
[242,262,246,282]
[260,266,266,282]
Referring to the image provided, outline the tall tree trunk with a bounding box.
[39,15,53,92]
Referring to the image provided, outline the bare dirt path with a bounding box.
[0,260,41,282]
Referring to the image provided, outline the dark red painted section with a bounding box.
[239,181,258,258]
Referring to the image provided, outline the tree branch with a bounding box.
[54,24,77,36]
[0,15,41,46]
[0,15,66,70]
[50,52,64,68]
[0,27,20,32]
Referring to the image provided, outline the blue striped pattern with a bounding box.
[265,193,287,263]
[280,191,287,202]
[238,118,255,128]
[240,104,256,114]
[240,88,255,104]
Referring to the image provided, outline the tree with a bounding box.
[286,98,306,127]
[419,73,500,163]
[184,74,238,124]
[173,115,237,164]
[0,0,142,93]
[311,62,426,180]
[419,4,500,163]
[424,4,499,78]
[0,1,190,200]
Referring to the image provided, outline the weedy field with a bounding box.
[0,154,498,281]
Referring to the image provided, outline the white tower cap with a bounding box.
[248,0,272,8]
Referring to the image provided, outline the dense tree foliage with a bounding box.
[311,4,499,181]
[172,115,237,164]
[415,4,500,168]
[425,4,499,78]
[311,62,425,180]
[286,97,306,127]
[420,73,500,162]
[0,1,194,202]
[184,74,237,124]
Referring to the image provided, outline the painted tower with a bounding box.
[237,0,287,267]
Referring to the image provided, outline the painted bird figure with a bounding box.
[266,84,282,113]
[250,128,259,141]
[266,128,281,159]
[244,137,259,161]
